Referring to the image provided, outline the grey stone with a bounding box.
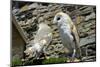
[80,34,95,46]
[80,7,93,15]
[85,12,96,21]
[28,3,39,9]
[38,17,44,23]
[38,9,48,13]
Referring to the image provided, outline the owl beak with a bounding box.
[24,50,29,55]
[53,18,57,24]
[24,50,27,53]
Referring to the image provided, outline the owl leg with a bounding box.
[71,49,81,62]
[70,49,76,62]
[72,49,76,58]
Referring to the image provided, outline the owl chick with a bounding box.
[24,23,52,60]
[53,12,81,60]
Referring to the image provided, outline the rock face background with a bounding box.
[12,1,96,65]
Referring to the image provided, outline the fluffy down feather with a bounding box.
[24,23,52,59]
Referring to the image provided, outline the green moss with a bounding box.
[12,57,22,66]
[24,58,68,65]
[42,58,68,64]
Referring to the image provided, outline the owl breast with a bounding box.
[58,24,74,53]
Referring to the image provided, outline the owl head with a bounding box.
[53,12,72,25]
[24,42,42,59]
[24,43,35,57]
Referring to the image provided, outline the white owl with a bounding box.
[24,23,52,60]
[53,12,81,60]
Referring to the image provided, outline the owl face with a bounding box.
[24,42,42,59]
[53,12,71,25]
[24,44,35,56]
[53,13,63,24]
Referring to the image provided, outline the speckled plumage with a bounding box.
[24,23,52,59]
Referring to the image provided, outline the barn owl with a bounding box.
[24,23,52,60]
[53,12,81,60]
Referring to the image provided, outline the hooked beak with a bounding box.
[53,17,57,24]
[24,50,30,56]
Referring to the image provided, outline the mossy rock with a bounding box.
[12,57,22,67]
[42,58,68,64]
[24,58,68,65]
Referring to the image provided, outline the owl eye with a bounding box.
[56,16,61,21]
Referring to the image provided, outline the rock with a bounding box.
[18,21,26,26]
[87,49,96,56]
[86,30,95,35]
[32,10,39,16]
[12,8,19,15]
[80,34,95,46]
[56,44,64,50]
[82,56,96,61]
[80,7,93,15]
[49,5,59,11]
[38,9,48,13]
[19,5,29,13]
[25,12,33,19]
[28,3,39,10]
[50,53,59,58]
[53,33,60,38]
[85,12,96,21]
[38,17,44,23]
[84,22,93,28]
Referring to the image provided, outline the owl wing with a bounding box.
[71,23,81,58]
